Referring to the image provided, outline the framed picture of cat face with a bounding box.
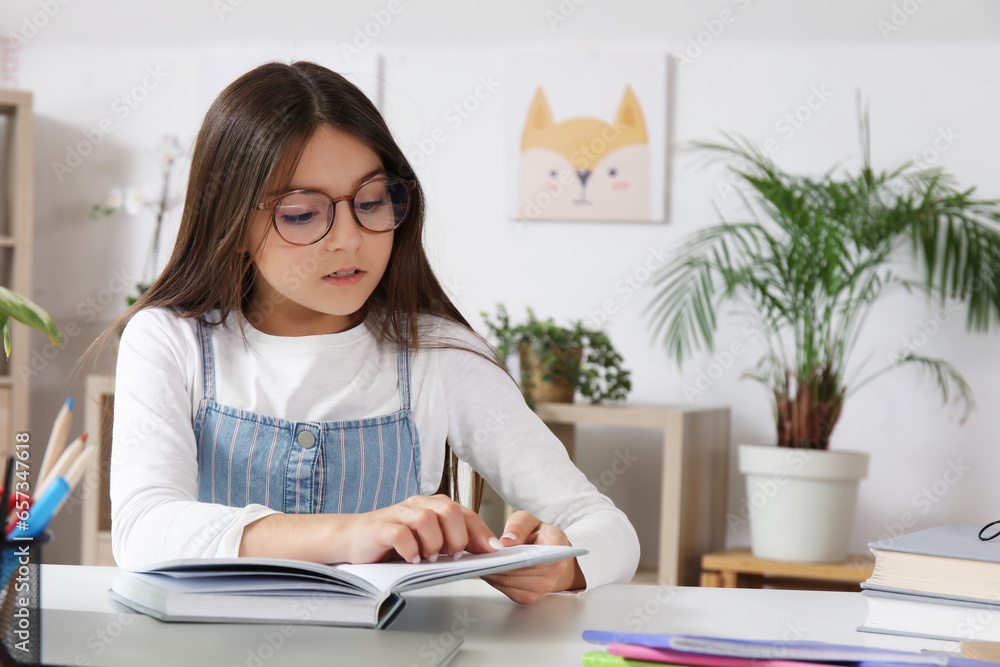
[506,51,673,223]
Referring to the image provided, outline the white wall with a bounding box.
[8,0,1000,565]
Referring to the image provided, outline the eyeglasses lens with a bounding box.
[353,179,409,232]
[273,179,410,244]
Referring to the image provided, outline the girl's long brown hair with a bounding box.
[86,61,487,510]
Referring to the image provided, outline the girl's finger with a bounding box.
[428,498,469,558]
[381,522,421,564]
[408,494,474,558]
[400,504,445,558]
[501,510,542,546]
[533,522,571,546]
[461,506,500,553]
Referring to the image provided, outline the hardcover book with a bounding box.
[865,525,1000,600]
[110,543,585,629]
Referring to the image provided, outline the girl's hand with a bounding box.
[340,494,498,564]
[239,494,498,565]
[480,510,586,604]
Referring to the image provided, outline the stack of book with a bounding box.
[859,524,1000,641]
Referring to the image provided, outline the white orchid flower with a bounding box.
[124,186,150,216]
[158,136,181,164]
[105,188,124,210]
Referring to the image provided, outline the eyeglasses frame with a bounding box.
[254,175,417,246]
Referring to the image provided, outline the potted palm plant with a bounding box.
[646,113,1000,562]
[481,304,632,409]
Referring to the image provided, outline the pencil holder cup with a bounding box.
[0,533,50,665]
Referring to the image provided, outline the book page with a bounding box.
[336,544,586,593]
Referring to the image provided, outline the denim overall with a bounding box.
[192,319,421,515]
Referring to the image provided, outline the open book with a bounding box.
[110,543,586,629]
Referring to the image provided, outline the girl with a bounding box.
[104,61,639,604]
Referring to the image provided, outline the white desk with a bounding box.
[37,565,954,667]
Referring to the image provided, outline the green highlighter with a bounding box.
[581,651,675,667]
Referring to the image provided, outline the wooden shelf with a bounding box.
[534,401,730,587]
[83,375,116,566]
[630,562,661,585]
[701,548,874,591]
[0,89,34,459]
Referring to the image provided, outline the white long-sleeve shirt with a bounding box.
[111,306,639,589]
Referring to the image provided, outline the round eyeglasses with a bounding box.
[254,176,416,245]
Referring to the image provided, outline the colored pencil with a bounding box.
[36,396,73,489]
[36,432,87,497]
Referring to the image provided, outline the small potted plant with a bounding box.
[481,304,632,409]
[646,111,1000,562]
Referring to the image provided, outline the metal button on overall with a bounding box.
[297,431,316,449]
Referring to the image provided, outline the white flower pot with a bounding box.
[737,444,869,563]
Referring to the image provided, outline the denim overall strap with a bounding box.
[197,318,216,401]
[192,319,421,515]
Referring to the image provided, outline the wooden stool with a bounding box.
[700,548,874,592]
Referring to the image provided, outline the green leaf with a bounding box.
[1,316,8,359]
[0,286,63,347]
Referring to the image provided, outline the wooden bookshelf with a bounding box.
[0,90,34,460]
[82,374,116,566]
